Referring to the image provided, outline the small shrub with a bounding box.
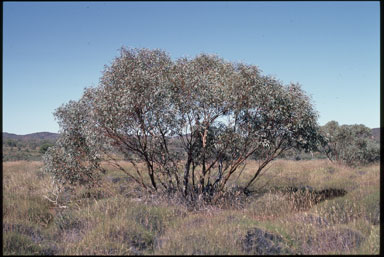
[242,227,292,255]
[39,143,54,154]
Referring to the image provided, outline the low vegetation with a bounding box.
[4,48,379,255]
[3,136,57,162]
[3,159,379,255]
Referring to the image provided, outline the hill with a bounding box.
[3,128,380,144]
[371,128,380,142]
[2,132,59,161]
[3,132,59,142]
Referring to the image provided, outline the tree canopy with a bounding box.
[43,47,324,201]
[321,121,379,166]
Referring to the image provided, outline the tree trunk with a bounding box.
[183,154,192,196]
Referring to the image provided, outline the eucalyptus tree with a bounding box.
[321,121,380,166]
[43,47,323,202]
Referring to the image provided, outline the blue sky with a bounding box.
[3,1,380,134]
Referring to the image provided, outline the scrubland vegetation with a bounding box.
[3,159,379,255]
[4,48,379,255]
[3,137,56,162]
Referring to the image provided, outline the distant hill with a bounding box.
[371,128,380,142]
[2,132,59,161]
[3,132,59,142]
[3,128,380,143]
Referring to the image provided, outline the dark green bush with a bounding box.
[39,143,54,154]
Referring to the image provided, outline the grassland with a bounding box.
[2,159,380,255]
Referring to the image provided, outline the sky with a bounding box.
[3,1,380,134]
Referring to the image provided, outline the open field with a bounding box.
[3,159,380,255]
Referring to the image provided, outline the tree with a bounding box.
[321,121,380,166]
[6,139,17,148]
[43,47,323,202]
[39,143,54,154]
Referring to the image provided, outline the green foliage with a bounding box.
[321,121,380,166]
[43,47,323,200]
[6,139,18,147]
[39,142,54,154]
[3,138,58,161]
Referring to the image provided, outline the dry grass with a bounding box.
[2,159,380,255]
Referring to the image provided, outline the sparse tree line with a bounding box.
[278,121,380,165]
[3,138,55,161]
[42,47,379,202]
[4,138,55,152]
